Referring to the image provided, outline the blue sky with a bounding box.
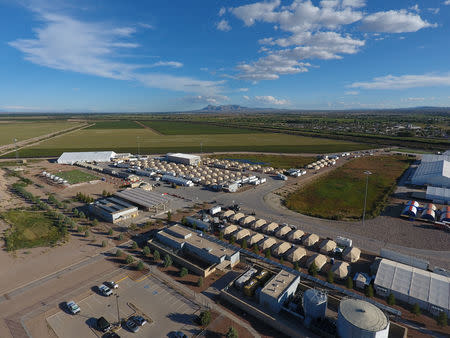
[1,0,449,112]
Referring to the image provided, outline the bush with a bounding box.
[197,277,203,287]
[153,250,160,261]
[101,240,107,248]
[126,255,134,264]
[327,270,334,284]
[226,327,238,338]
[411,303,421,315]
[92,219,98,226]
[129,223,137,231]
[366,285,374,298]
[131,241,138,250]
[164,254,173,268]
[77,225,83,233]
[115,249,123,257]
[79,211,86,219]
[229,236,236,244]
[346,276,353,289]
[253,244,259,255]
[241,239,247,249]
[167,211,172,222]
[265,249,271,259]
[294,261,299,271]
[118,234,124,241]
[308,262,318,277]
[219,231,224,241]
[143,246,150,256]
[137,261,144,271]
[280,257,284,265]
[437,311,447,327]
[108,228,113,236]
[180,267,188,277]
[199,310,211,326]
[84,230,90,238]
[387,293,395,306]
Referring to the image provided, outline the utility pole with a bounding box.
[116,294,120,324]
[14,138,18,163]
[362,170,372,226]
[137,136,140,156]
[200,142,203,154]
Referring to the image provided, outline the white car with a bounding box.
[99,284,113,296]
[66,301,80,314]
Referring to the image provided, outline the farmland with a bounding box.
[139,120,255,135]
[0,121,83,146]
[85,120,143,129]
[53,169,98,184]
[210,153,316,169]
[17,128,372,157]
[285,155,411,220]
[1,209,66,251]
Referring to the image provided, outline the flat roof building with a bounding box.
[89,197,138,223]
[411,160,450,188]
[259,270,300,313]
[114,188,170,212]
[166,153,201,166]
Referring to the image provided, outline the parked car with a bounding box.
[174,331,187,338]
[104,281,118,289]
[65,301,80,314]
[98,284,113,296]
[103,332,120,338]
[97,317,111,332]
[126,319,139,333]
[130,315,147,326]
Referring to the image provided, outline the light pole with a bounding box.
[362,170,372,226]
[137,136,140,156]
[116,294,120,324]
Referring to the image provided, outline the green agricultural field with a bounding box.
[210,153,316,169]
[285,155,412,220]
[86,120,143,129]
[140,120,256,135]
[1,209,66,251]
[16,129,372,157]
[54,169,98,184]
[0,121,83,146]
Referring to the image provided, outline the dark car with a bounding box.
[130,315,147,326]
[126,319,139,333]
[97,317,111,332]
[103,333,120,338]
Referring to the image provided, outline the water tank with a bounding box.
[337,299,389,338]
[302,289,327,324]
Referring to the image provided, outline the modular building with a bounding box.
[162,175,194,187]
[166,153,201,166]
[259,270,300,313]
[185,216,210,231]
[235,268,257,289]
[89,197,138,223]
[374,259,450,316]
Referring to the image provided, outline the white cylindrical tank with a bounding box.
[302,289,327,322]
[337,299,389,338]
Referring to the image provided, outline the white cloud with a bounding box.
[149,61,183,68]
[361,10,436,33]
[345,90,359,95]
[216,19,231,32]
[444,1,450,5]
[2,105,43,111]
[349,73,450,90]
[409,4,420,13]
[182,95,229,105]
[238,88,249,92]
[9,10,223,95]
[243,95,250,100]
[137,23,153,29]
[219,7,226,16]
[342,0,366,8]
[254,95,289,105]
[401,97,425,102]
[428,8,440,14]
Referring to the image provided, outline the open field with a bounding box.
[1,209,66,251]
[285,155,412,220]
[210,153,316,169]
[140,120,255,134]
[0,121,83,146]
[15,129,372,157]
[53,169,98,184]
[85,120,143,129]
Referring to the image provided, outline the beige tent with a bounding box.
[275,225,292,238]
[319,239,337,254]
[343,247,361,263]
[306,254,327,271]
[221,210,235,219]
[273,242,291,256]
[240,216,256,227]
[261,237,277,250]
[302,233,319,247]
[230,212,245,223]
[263,222,279,234]
[331,261,351,279]
[224,224,237,236]
[252,219,266,230]
[287,229,304,242]
[236,229,250,241]
[248,233,264,246]
[287,247,307,262]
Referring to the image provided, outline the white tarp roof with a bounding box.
[412,160,450,183]
[374,259,450,312]
[57,151,116,164]
[426,186,450,201]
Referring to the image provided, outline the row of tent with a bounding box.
[401,200,450,222]
[41,171,68,185]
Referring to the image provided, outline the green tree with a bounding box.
[265,249,271,259]
[137,260,144,271]
[84,230,90,238]
[115,249,123,257]
[180,267,188,277]
[437,311,447,327]
[118,233,124,241]
[199,310,211,326]
[219,231,224,241]
[346,276,353,289]
[366,285,374,298]
[294,261,300,271]
[197,277,203,287]
[226,327,238,338]
[167,211,172,222]
[280,257,285,265]
[73,208,79,217]
[143,246,150,256]
[126,255,134,264]
[92,218,98,226]
[164,254,173,268]
[411,303,421,315]
[387,293,396,306]
[230,236,236,244]
[181,216,187,226]
[102,190,107,196]
[241,239,247,249]
[129,223,137,231]
[153,250,160,261]
[79,211,86,219]
[327,270,334,284]
[253,244,259,255]
[131,241,138,250]
[108,228,113,236]
[101,240,107,248]
[308,262,318,277]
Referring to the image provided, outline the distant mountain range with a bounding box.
[198,104,275,112]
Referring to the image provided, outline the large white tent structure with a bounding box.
[411,160,450,188]
[57,151,116,164]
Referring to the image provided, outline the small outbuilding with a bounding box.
[230,212,245,223]
[272,242,291,257]
[221,210,235,219]
[307,254,327,271]
[261,237,277,251]
[319,239,337,254]
[331,261,351,279]
[342,246,361,263]
[302,233,319,247]
[263,222,279,234]
[275,225,291,238]
[287,229,304,242]
[287,247,307,262]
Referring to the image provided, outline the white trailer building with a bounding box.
[166,153,201,166]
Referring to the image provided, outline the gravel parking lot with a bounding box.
[47,275,200,338]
